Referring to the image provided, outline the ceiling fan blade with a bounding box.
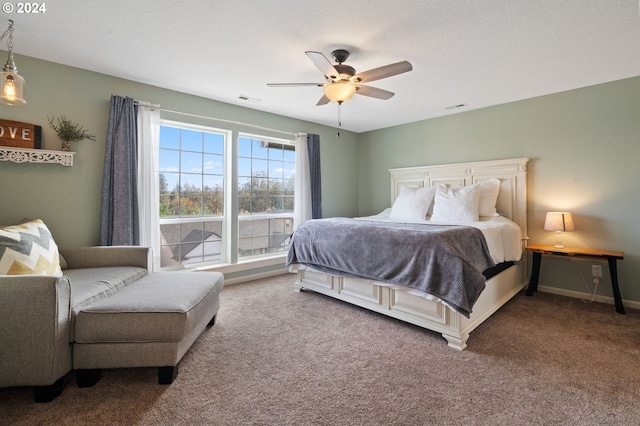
[267,83,325,87]
[316,94,330,106]
[354,84,395,100]
[305,51,340,81]
[352,61,413,83]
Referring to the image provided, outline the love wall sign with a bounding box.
[0,119,42,149]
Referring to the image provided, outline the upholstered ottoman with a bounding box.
[73,271,223,387]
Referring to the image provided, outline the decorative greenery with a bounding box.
[47,116,96,142]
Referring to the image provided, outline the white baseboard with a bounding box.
[222,268,291,286]
[537,284,640,312]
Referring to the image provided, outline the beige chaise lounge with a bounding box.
[0,246,223,402]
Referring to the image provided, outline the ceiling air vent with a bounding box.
[238,95,261,102]
[445,103,468,110]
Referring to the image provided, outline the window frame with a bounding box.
[158,120,232,268]
[157,121,295,270]
[237,132,296,260]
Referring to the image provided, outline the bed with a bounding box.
[287,157,529,350]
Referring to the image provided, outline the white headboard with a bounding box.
[389,157,529,242]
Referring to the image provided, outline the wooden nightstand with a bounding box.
[525,244,625,314]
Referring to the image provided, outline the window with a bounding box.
[158,123,227,268]
[158,122,295,268]
[238,136,295,258]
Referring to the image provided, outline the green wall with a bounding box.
[0,53,360,249]
[2,52,639,305]
[359,76,640,304]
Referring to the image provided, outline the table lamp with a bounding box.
[544,212,574,248]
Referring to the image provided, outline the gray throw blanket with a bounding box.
[286,218,496,318]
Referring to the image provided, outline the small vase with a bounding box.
[61,141,71,151]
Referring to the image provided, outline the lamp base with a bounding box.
[554,231,565,249]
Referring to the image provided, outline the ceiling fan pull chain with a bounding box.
[337,102,342,138]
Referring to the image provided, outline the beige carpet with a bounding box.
[2,273,639,425]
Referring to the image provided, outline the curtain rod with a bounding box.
[133,101,299,137]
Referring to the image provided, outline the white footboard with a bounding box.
[295,261,526,350]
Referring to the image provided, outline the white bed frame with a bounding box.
[294,157,530,350]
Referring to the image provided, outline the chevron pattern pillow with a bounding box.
[0,219,63,276]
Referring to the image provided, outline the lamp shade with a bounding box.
[544,212,574,232]
[324,81,356,103]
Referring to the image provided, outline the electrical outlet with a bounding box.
[592,264,603,278]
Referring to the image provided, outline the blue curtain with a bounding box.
[99,95,139,245]
[307,134,322,219]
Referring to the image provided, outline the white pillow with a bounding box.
[446,179,501,217]
[431,184,480,222]
[389,186,436,221]
[476,178,501,217]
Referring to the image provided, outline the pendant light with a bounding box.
[0,20,26,105]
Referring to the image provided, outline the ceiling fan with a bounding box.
[267,49,413,105]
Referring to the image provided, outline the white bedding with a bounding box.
[361,208,522,264]
[290,210,522,275]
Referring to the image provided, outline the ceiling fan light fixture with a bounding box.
[324,82,356,104]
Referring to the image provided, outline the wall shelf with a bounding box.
[0,146,75,166]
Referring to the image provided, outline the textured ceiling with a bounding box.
[3,0,640,133]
